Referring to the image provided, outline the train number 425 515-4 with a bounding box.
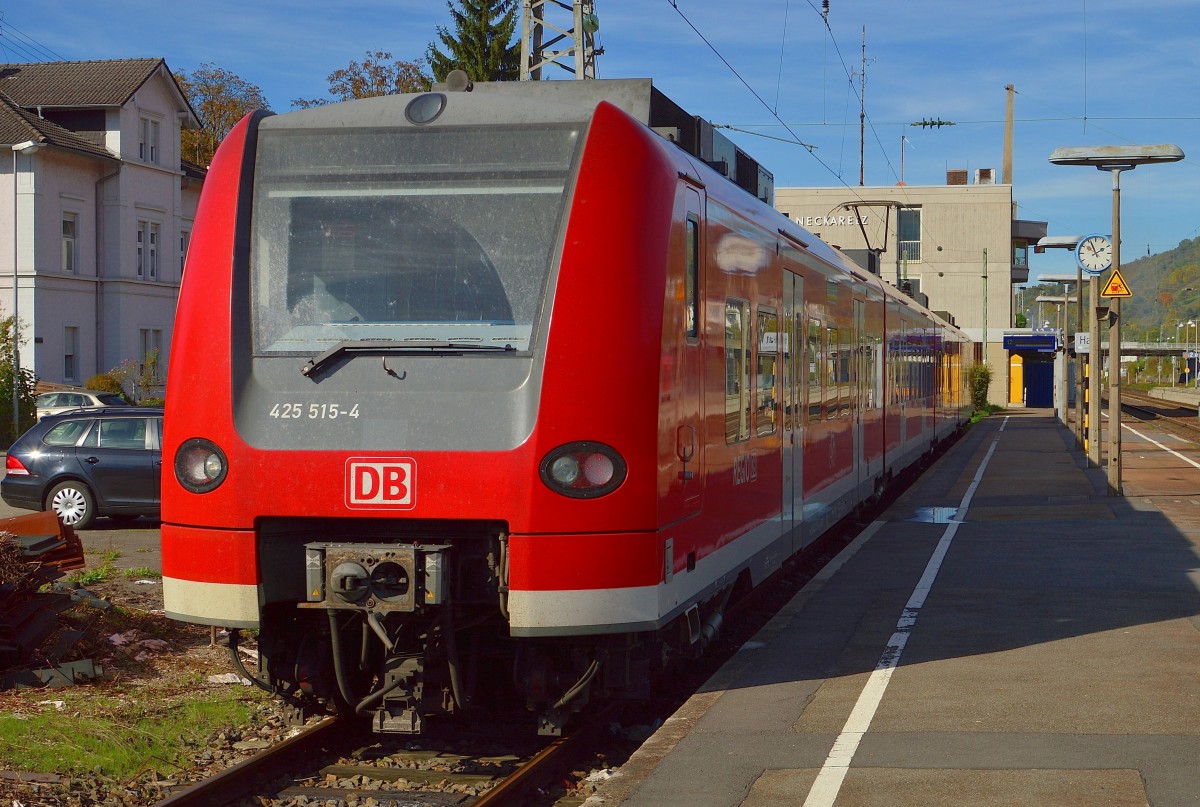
[269,402,361,420]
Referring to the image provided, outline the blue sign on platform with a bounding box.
[1003,334,1057,352]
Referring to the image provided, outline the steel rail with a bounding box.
[155,715,343,806]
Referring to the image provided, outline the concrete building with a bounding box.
[1,58,202,392]
[775,171,1047,406]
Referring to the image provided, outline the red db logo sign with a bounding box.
[346,458,416,509]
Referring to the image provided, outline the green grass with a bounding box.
[969,404,1004,425]
[0,691,260,778]
[122,566,162,579]
[69,565,112,586]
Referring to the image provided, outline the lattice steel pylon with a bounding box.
[519,0,600,80]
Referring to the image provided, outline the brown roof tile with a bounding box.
[0,58,166,107]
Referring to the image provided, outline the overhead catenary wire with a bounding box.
[0,14,66,62]
[664,1,817,155]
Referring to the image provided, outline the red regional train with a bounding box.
[162,77,972,735]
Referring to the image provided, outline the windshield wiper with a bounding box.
[301,340,516,378]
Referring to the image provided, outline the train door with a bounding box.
[782,271,803,530]
[853,299,865,495]
[680,188,705,513]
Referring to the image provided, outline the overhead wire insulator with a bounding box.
[911,118,956,129]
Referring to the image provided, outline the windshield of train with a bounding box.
[249,123,582,355]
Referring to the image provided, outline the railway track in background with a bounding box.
[1118,389,1200,441]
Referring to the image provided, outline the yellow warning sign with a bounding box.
[1101,267,1132,298]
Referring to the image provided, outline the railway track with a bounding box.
[156,708,607,806]
[154,431,962,807]
[1118,389,1200,439]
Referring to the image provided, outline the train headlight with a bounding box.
[539,442,626,499]
[175,438,228,493]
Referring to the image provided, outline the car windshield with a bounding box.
[96,394,126,405]
[249,122,582,355]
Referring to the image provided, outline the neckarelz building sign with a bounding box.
[792,214,871,228]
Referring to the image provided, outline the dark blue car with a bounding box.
[2,407,164,529]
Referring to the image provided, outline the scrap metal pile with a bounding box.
[0,510,105,688]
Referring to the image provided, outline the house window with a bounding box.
[1013,241,1029,269]
[62,214,77,274]
[64,326,79,381]
[137,221,160,279]
[139,328,163,382]
[180,229,190,275]
[139,116,160,164]
[898,207,921,262]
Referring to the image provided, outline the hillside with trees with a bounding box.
[1118,236,1200,340]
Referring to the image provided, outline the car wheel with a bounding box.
[47,481,96,530]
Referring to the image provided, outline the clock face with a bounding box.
[1077,235,1112,271]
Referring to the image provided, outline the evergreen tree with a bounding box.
[426,0,521,83]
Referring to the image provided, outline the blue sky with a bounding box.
[6,0,1199,283]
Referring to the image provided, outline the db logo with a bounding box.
[346,458,416,509]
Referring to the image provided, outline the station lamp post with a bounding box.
[1036,247,1085,446]
[1182,321,1198,384]
[1035,292,1078,426]
[1049,144,1184,495]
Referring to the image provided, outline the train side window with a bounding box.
[725,299,751,443]
[826,325,840,419]
[867,335,881,409]
[790,313,803,430]
[840,328,852,417]
[685,217,699,340]
[756,307,778,436]
[807,318,823,422]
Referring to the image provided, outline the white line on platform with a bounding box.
[802,417,1008,807]
[1123,423,1200,470]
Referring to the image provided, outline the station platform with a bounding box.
[588,410,1200,807]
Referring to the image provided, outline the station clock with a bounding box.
[1076,234,1113,273]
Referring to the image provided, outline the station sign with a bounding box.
[1003,334,1057,352]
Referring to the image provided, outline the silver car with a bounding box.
[34,390,127,421]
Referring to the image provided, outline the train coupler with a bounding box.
[373,705,423,734]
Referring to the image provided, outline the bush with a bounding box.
[968,363,992,412]
[85,372,125,395]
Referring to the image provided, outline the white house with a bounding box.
[0,58,202,391]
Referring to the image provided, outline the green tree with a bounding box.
[176,63,271,166]
[426,0,520,82]
[292,51,432,109]
[969,363,993,413]
[0,315,37,447]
